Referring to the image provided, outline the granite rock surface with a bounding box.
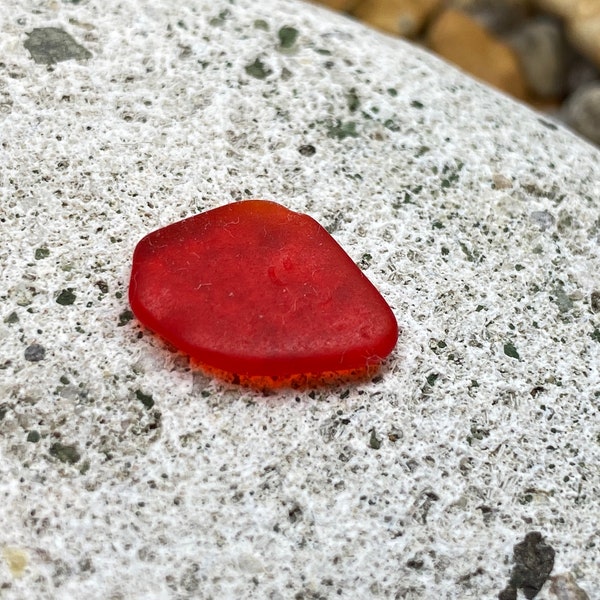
[1,0,599,598]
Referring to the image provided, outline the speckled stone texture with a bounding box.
[1,0,599,598]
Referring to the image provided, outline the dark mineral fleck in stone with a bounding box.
[136,389,155,409]
[24,343,46,362]
[590,291,600,313]
[96,280,109,294]
[503,342,520,360]
[4,312,19,325]
[498,586,517,600]
[49,442,81,464]
[327,120,358,140]
[35,247,50,260]
[406,556,424,569]
[56,288,76,305]
[245,58,271,79]
[369,428,382,449]
[278,26,299,49]
[118,309,134,326]
[346,88,360,112]
[551,286,574,314]
[499,532,555,600]
[24,27,92,65]
[298,144,316,156]
[27,430,41,443]
[538,118,558,131]
[253,19,269,31]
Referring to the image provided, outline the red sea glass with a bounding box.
[129,200,398,385]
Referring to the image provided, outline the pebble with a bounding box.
[567,5,600,70]
[507,17,567,98]
[563,82,600,145]
[427,9,528,100]
[566,54,599,95]
[446,0,529,33]
[317,0,358,10]
[531,0,571,18]
[532,0,600,70]
[351,0,441,38]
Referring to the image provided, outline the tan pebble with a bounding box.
[351,0,441,38]
[426,9,528,100]
[312,0,359,10]
[572,0,600,19]
[567,10,600,69]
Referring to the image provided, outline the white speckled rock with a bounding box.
[0,0,599,599]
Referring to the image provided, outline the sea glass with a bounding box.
[129,200,398,384]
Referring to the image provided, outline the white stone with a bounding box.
[0,0,598,598]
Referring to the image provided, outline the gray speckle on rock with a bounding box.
[56,288,76,306]
[24,343,46,362]
[24,27,92,65]
[49,442,81,464]
[244,57,271,79]
[500,532,556,600]
[530,210,555,231]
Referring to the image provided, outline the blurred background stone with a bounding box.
[567,6,600,69]
[351,0,441,38]
[531,0,572,19]
[426,8,528,100]
[563,82,600,145]
[506,17,567,98]
[445,0,529,33]
[566,55,599,95]
[316,0,359,10]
